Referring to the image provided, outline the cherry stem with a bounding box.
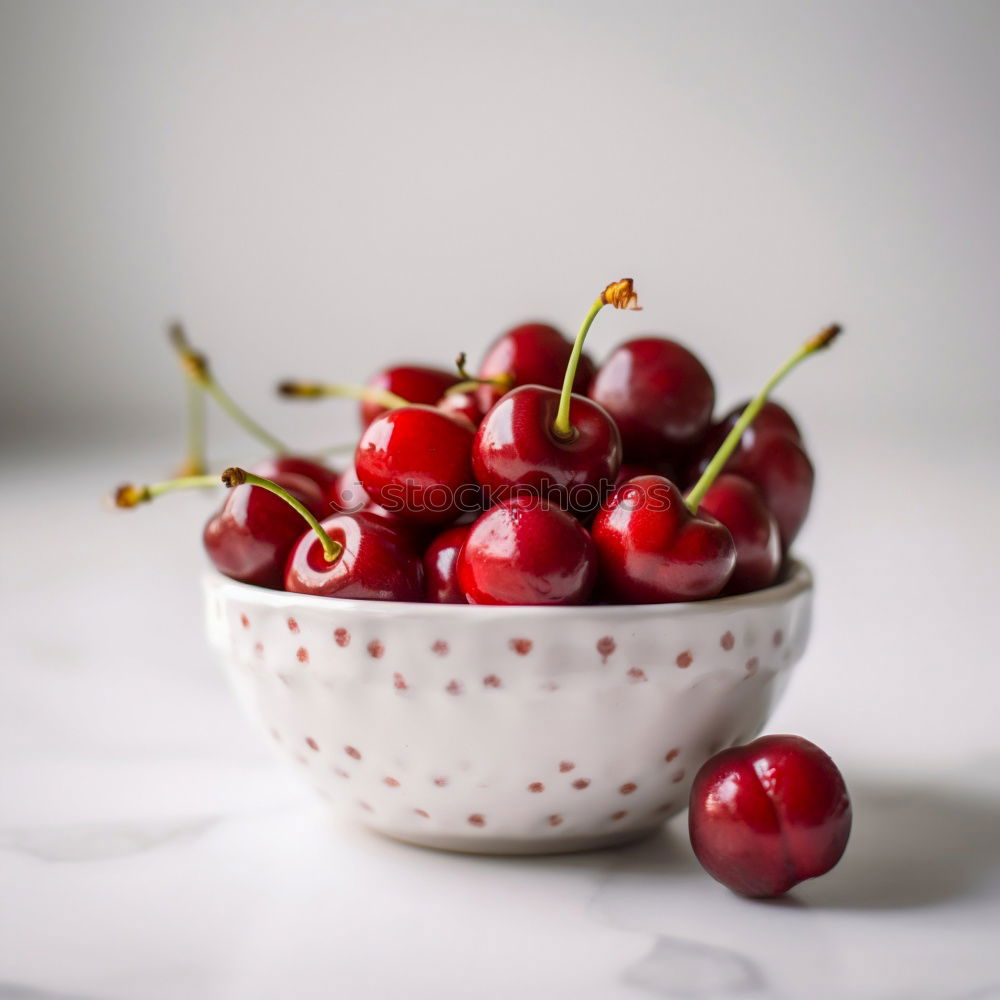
[684,324,843,514]
[221,468,343,564]
[277,381,409,410]
[445,353,514,395]
[112,474,220,508]
[553,278,641,440]
[176,381,207,477]
[169,323,289,455]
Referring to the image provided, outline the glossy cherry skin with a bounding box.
[203,472,324,589]
[588,337,715,463]
[361,364,456,428]
[437,389,485,427]
[285,512,425,600]
[355,405,478,525]
[457,495,597,605]
[476,322,596,412]
[591,476,735,603]
[251,455,339,498]
[689,735,852,898]
[423,523,472,603]
[699,474,781,595]
[694,400,812,550]
[472,385,622,515]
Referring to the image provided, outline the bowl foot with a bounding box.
[363,823,664,856]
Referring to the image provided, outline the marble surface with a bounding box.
[2,439,999,1000]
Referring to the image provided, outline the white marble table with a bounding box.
[2,439,998,1000]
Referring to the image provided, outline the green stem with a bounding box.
[181,381,207,476]
[552,297,605,439]
[222,468,343,564]
[684,324,842,513]
[113,474,219,508]
[278,381,409,410]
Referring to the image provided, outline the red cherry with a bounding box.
[285,511,425,600]
[457,495,597,605]
[472,385,622,515]
[688,735,852,897]
[423,523,472,603]
[588,337,715,463]
[699,474,781,594]
[203,471,323,589]
[697,401,812,550]
[591,476,735,603]
[476,322,595,411]
[355,405,478,525]
[360,365,456,428]
[251,455,339,496]
[437,389,485,427]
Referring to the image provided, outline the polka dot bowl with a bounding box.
[204,561,812,854]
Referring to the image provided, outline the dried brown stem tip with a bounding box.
[277,380,326,398]
[221,467,248,488]
[807,323,843,351]
[168,322,210,383]
[601,278,641,311]
[113,484,150,508]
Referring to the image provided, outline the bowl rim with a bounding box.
[204,559,812,619]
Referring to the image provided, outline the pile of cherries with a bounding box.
[117,280,837,609]
[113,280,852,897]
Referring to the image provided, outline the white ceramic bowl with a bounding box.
[204,562,812,854]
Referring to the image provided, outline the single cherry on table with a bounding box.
[688,735,852,897]
[472,279,639,515]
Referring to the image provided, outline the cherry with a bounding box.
[693,400,813,550]
[594,324,841,603]
[688,735,852,897]
[475,322,596,412]
[355,405,478,525]
[437,388,484,427]
[113,469,323,589]
[698,474,781,595]
[458,495,597,605]
[284,510,425,601]
[591,475,736,603]
[685,328,840,551]
[588,336,715,463]
[251,455,340,498]
[423,523,472,603]
[359,365,456,427]
[472,279,639,515]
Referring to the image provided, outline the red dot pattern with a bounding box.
[432,639,449,656]
[287,617,299,633]
[572,778,591,790]
[619,782,637,795]
[446,680,463,695]
[596,636,616,663]
[433,777,449,787]
[627,667,647,683]
[548,814,563,827]
[367,639,385,659]
[559,761,575,773]
[334,628,350,647]
[393,672,408,691]
[676,650,693,668]
[345,746,361,760]
[773,629,784,647]
[414,808,429,818]
[509,638,533,656]
[665,748,680,762]
[384,777,400,787]
[721,631,735,650]
[305,737,319,751]
[468,814,485,827]
[483,674,502,688]
[671,769,686,784]
[527,782,545,793]
[745,657,759,676]
[240,614,250,629]
[611,810,628,821]
[296,646,309,663]
[254,642,264,657]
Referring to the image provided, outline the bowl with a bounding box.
[203,561,812,854]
